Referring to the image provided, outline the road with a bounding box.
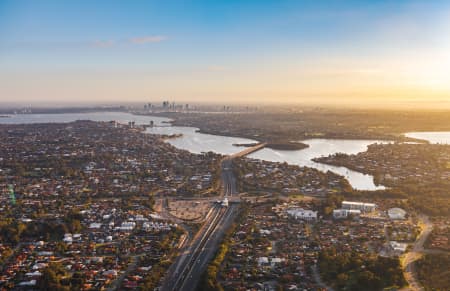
[311,265,335,291]
[176,204,237,291]
[221,157,237,196]
[108,255,139,291]
[401,215,433,291]
[161,157,239,291]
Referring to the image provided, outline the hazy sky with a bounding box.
[1,0,450,107]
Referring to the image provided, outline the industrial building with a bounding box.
[342,201,377,212]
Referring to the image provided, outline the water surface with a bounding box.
[147,126,256,155]
[405,132,450,144]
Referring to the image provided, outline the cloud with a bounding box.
[91,35,167,48]
[129,35,167,44]
[90,35,167,48]
[92,40,115,48]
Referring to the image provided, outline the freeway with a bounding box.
[176,204,237,291]
[161,204,237,291]
[221,157,237,196]
[161,157,239,291]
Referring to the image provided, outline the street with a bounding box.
[401,215,433,291]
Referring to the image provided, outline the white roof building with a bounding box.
[270,258,285,266]
[63,236,73,243]
[342,201,377,212]
[18,280,36,286]
[25,271,42,277]
[89,223,102,229]
[390,241,408,253]
[257,257,269,266]
[287,208,318,221]
[115,221,136,232]
[388,208,407,220]
[259,229,271,236]
[142,222,172,231]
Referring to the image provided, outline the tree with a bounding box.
[70,272,85,290]
[39,263,70,291]
[69,219,82,233]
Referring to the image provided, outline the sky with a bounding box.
[1,0,450,108]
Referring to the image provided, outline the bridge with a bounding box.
[229,142,267,158]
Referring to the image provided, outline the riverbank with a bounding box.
[161,133,183,140]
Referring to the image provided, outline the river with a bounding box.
[405,132,450,144]
[5,112,441,191]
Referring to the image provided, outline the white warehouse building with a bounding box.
[342,201,377,213]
